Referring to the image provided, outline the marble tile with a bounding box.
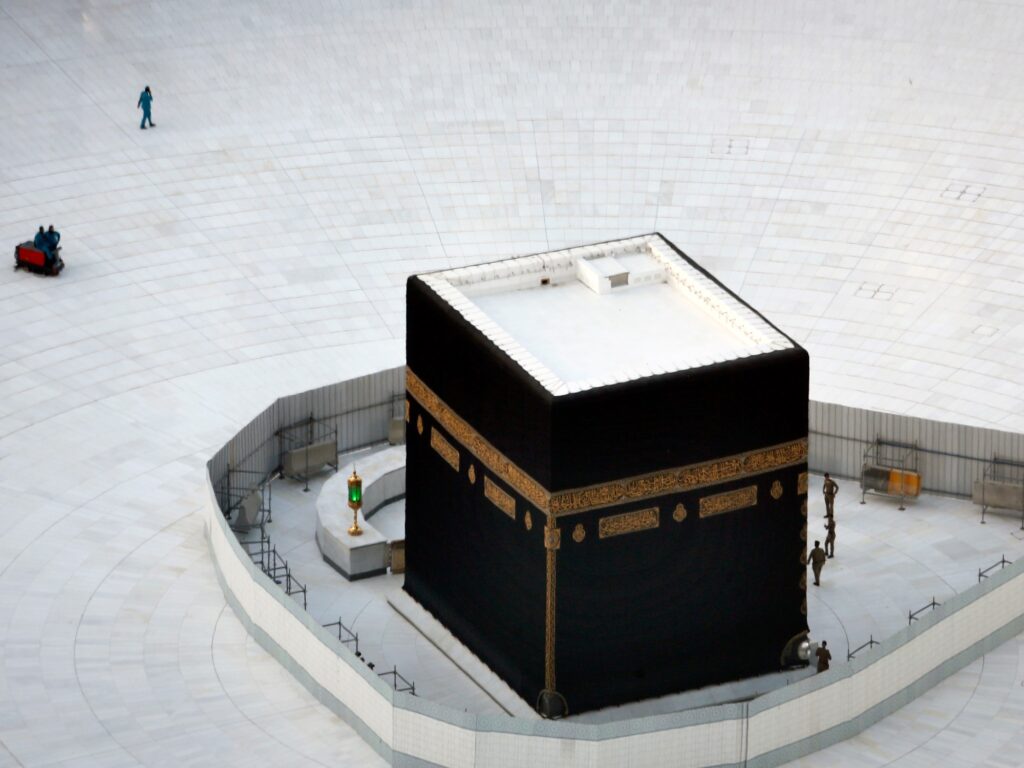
[1,1,1024,765]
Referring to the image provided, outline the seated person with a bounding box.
[45,225,61,255]
[33,226,54,265]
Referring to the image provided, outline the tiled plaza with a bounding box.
[2,1,1024,765]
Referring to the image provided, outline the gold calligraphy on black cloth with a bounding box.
[407,367,807,518]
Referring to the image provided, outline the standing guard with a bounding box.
[824,516,836,558]
[816,640,832,673]
[823,472,838,518]
[810,540,826,586]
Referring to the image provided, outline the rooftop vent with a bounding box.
[575,249,665,295]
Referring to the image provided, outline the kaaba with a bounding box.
[404,234,809,716]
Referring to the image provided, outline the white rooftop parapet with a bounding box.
[418,234,794,396]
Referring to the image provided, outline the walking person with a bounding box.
[815,640,832,673]
[824,516,836,558]
[823,472,838,518]
[810,540,826,586]
[138,86,155,129]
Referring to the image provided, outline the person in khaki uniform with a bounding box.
[824,516,836,558]
[816,640,832,673]
[810,540,827,586]
[823,472,838,518]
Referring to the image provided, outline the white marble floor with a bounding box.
[367,501,405,543]
[2,0,1024,765]
[264,466,1024,727]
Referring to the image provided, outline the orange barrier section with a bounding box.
[886,469,921,497]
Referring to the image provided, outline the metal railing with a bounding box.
[847,635,880,661]
[283,567,307,610]
[323,617,360,657]
[978,555,1012,582]
[861,438,919,510]
[240,537,271,562]
[378,666,416,695]
[216,466,276,527]
[979,456,1024,528]
[835,553,1018,660]
[908,597,941,625]
[277,412,340,491]
[243,540,308,610]
[322,620,417,695]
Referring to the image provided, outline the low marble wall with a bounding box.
[315,447,406,580]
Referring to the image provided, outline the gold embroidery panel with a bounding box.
[407,370,550,511]
[547,441,805,516]
[797,472,808,495]
[430,427,460,472]
[770,480,783,500]
[572,523,586,543]
[599,507,660,539]
[407,367,807,518]
[483,476,515,520]
[699,485,758,518]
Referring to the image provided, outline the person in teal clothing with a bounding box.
[138,86,155,129]
[33,226,54,266]
[45,224,60,252]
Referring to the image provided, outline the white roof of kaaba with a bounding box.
[419,234,794,396]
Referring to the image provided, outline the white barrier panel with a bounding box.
[809,400,1024,497]
[283,439,338,477]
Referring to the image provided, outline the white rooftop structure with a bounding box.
[422,234,793,394]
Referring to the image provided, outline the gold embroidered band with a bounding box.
[699,485,758,518]
[430,427,460,472]
[408,368,549,510]
[407,367,807,517]
[484,476,515,520]
[599,507,660,539]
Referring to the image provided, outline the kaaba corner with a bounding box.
[403,233,810,716]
